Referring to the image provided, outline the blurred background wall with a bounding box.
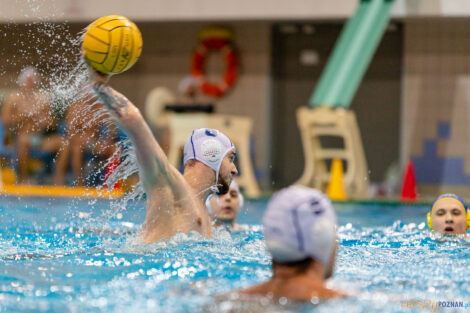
[2,0,470,194]
[270,22,402,189]
[4,0,470,22]
[0,21,272,186]
[403,19,470,196]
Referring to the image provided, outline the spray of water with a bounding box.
[0,0,228,247]
[0,2,145,231]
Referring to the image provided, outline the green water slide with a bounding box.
[310,0,395,108]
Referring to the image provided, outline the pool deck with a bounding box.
[246,194,432,206]
[0,185,432,205]
[0,184,123,198]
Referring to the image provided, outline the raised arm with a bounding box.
[92,82,183,194]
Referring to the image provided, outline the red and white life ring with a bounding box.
[191,28,238,98]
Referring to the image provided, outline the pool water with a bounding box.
[1,196,469,313]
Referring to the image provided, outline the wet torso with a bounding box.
[141,185,213,243]
[239,278,343,301]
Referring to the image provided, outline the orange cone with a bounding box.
[327,159,347,201]
[400,160,417,202]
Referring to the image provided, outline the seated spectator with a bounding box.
[57,87,117,186]
[1,67,66,184]
[177,75,199,105]
[156,76,199,155]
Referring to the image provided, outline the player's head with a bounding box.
[183,128,237,195]
[263,185,337,278]
[427,193,469,235]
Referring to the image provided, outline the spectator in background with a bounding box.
[58,88,117,186]
[177,75,199,105]
[1,67,66,184]
[145,76,200,156]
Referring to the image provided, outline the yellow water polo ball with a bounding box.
[82,15,143,74]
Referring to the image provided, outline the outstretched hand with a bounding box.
[84,58,132,121]
[82,53,110,84]
[87,66,110,85]
[92,82,130,118]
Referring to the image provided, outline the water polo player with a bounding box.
[206,180,246,232]
[238,185,343,300]
[90,76,238,243]
[427,193,470,235]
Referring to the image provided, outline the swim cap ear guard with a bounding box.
[205,194,215,215]
[427,194,470,230]
[427,212,433,230]
[239,193,244,209]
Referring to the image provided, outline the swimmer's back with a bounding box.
[238,279,344,301]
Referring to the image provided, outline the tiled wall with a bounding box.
[403,19,470,195]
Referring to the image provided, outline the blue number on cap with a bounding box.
[205,129,217,137]
[310,200,324,215]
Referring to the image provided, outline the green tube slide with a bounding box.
[310,0,394,109]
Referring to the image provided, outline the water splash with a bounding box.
[0,6,146,228]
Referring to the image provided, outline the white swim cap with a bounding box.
[263,185,337,266]
[183,128,234,188]
[229,180,244,208]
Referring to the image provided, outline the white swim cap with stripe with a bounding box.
[183,128,234,189]
[263,185,337,266]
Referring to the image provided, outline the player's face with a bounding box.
[210,184,240,221]
[432,198,467,234]
[216,149,238,195]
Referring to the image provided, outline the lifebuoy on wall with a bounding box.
[191,27,238,98]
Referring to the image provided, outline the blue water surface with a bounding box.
[1,196,469,313]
